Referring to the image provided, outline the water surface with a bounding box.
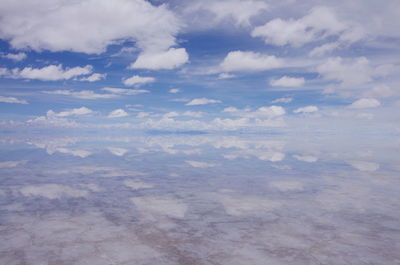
[1,132,399,264]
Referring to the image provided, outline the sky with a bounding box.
[0,0,399,133]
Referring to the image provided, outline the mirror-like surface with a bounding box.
[1,132,399,265]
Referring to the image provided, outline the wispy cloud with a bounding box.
[0,95,28,104]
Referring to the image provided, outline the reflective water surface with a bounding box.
[1,132,399,265]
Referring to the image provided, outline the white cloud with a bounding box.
[188,0,268,27]
[20,184,88,199]
[181,111,204,118]
[163,111,204,118]
[0,0,181,54]
[80,73,106,82]
[255,106,286,118]
[53,148,92,158]
[316,57,373,88]
[141,117,210,131]
[309,42,340,57]
[124,180,153,190]
[12,64,93,81]
[348,161,380,172]
[222,106,240,113]
[0,95,28,104]
[107,147,129,156]
[130,48,189,70]
[27,115,79,128]
[270,76,305,87]
[44,90,117,99]
[349,98,381,109]
[293,106,318,114]
[108,109,128,118]
[269,181,304,191]
[220,51,283,72]
[271,97,293,104]
[123,75,155,87]
[217,73,236,79]
[212,117,250,130]
[0,160,27,168]
[101,87,149,95]
[47,107,93,117]
[169,88,180,93]
[186,160,218,168]
[363,85,394,98]
[131,196,187,219]
[136,112,152,118]
[0,68,8,76]
[251,6,359,48]
[26,108,94,129]
[2,52,26,61]
[79,183,102,192]
[186,98,222,106]
[223,105,286,119]
[293,154,318,163]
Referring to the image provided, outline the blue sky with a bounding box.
[0,0,399,133]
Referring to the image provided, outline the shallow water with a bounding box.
[1,132,399,265]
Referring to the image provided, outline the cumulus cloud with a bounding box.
[47,107,93,117]
[123,75,155,87]
[0,95,28,104]
[186,98,222,106]
[293,154,318,163]
[124,180,153,190]
[107,147,129,156]
[188,0,268,27]
[11,64,93,81]
[348,98,381,109]
[186,160,218,168]
[254,106,286,118]
[108,109,128,118]
[0,0,181,54]
[169,88,180,93]
[163,111,204,118]
[43,90,117,99]
[130,48,189,70]
[348,160,380,172]
[220,51,283,72]
[293,106,318,114]
[223,105,286,119]
[251,6,361,48]
[141,117,210,131]
[315,57,391,88]
[27,115,79,128]
[309,42,340,57]
[52,148,92,158]
[101,87,149,95]
[2,52,26,61]
[181,111,204,118]
[363,85,394,98]
[212,117,250,130]
[270,76,305,87]
[26,107,93,129]
[271,97,293,104]
[140,112,286,132]
[79,73,106,82]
